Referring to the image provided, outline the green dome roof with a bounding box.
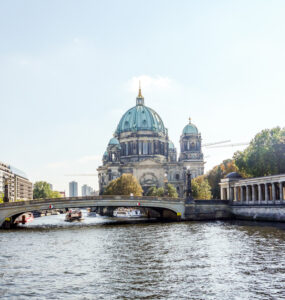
[108,137,120,145]
[183,119,198,135]
[116,104,166,135]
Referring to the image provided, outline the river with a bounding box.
[1,213,285,299]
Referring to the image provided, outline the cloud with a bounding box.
[126,75,174,93]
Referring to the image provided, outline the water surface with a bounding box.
[1,214,285,299]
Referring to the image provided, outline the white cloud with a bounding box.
[126,75,175,93]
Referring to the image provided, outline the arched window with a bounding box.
[175,174,180,180]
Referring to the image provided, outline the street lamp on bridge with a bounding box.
[185,168,194,204]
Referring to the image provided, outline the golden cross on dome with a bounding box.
[138,80,143,98]
[189,117,192,124]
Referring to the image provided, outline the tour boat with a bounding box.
[14,212,34,225]
[113,208,142,218]
[65,209,84,222]
[87,208,97,217]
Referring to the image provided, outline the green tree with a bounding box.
[206,159,239,199]
[146,184,178,198]
[146,186,158,196]
[166,184,178,198]
[234,127,285,177]
[191,176,212,200]
[104,174,143,196]
[33,181,63,199]
[0,192,3,203]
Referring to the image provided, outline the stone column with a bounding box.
[258,184,262,204]
[252,185,256,202]
[280,182,284,203]
[241,186,244,203]
[246,186,250,204]
[230,187,234,201]
[265,183,269,203]
[235,187,239,202]
[272,182,276,203]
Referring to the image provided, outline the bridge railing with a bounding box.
[0,195,185,208]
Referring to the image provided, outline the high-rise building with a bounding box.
[69,181,78,197]
[81,184,94,196]
[0,161,33,201]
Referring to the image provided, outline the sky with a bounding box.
[0,0,285,195]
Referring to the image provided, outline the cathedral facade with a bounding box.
[97,87,205,197]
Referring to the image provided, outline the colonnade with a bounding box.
[224,181,284,204]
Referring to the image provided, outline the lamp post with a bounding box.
[186,168,194,203]
[164,172,168,196]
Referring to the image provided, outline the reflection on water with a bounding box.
[1,214,285,299]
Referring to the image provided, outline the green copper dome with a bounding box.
[116,88,166,135]
[108,137,120,145]
[182,118,198,135]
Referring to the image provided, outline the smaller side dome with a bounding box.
[168,141,175,150]
[182,117,198,135]
[108,137,120,145]
[226,172,242,179]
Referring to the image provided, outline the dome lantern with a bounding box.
[136,81,144,106]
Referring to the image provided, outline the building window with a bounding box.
[139,141,142,155]
[143,142,148,154]
[176,174,180,180]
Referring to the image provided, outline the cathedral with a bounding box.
[97,85,205,197]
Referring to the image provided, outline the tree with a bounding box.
[104,174,143,196]
[146,184,178,198]
[205,159,239,199]
[33,181,63,199]
[0,192,3,203]
[191,176,212,199]
[234,127,285,177]
[166,184,178,198]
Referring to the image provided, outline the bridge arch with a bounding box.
[0,196,186,228]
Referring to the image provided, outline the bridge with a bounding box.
[0,195,187,228]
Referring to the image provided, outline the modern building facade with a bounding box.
[0,161,33,201]
[82,184,94,197]
[97,87,205,196]
[69,181,78,197]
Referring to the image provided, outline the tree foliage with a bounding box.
[33,181,63,199]
[234,127,285,177]
[104,174,143,196]
[146,184,178,198]
[0,192,3,203]
[205,159,239,199]
[191,176,212,200]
